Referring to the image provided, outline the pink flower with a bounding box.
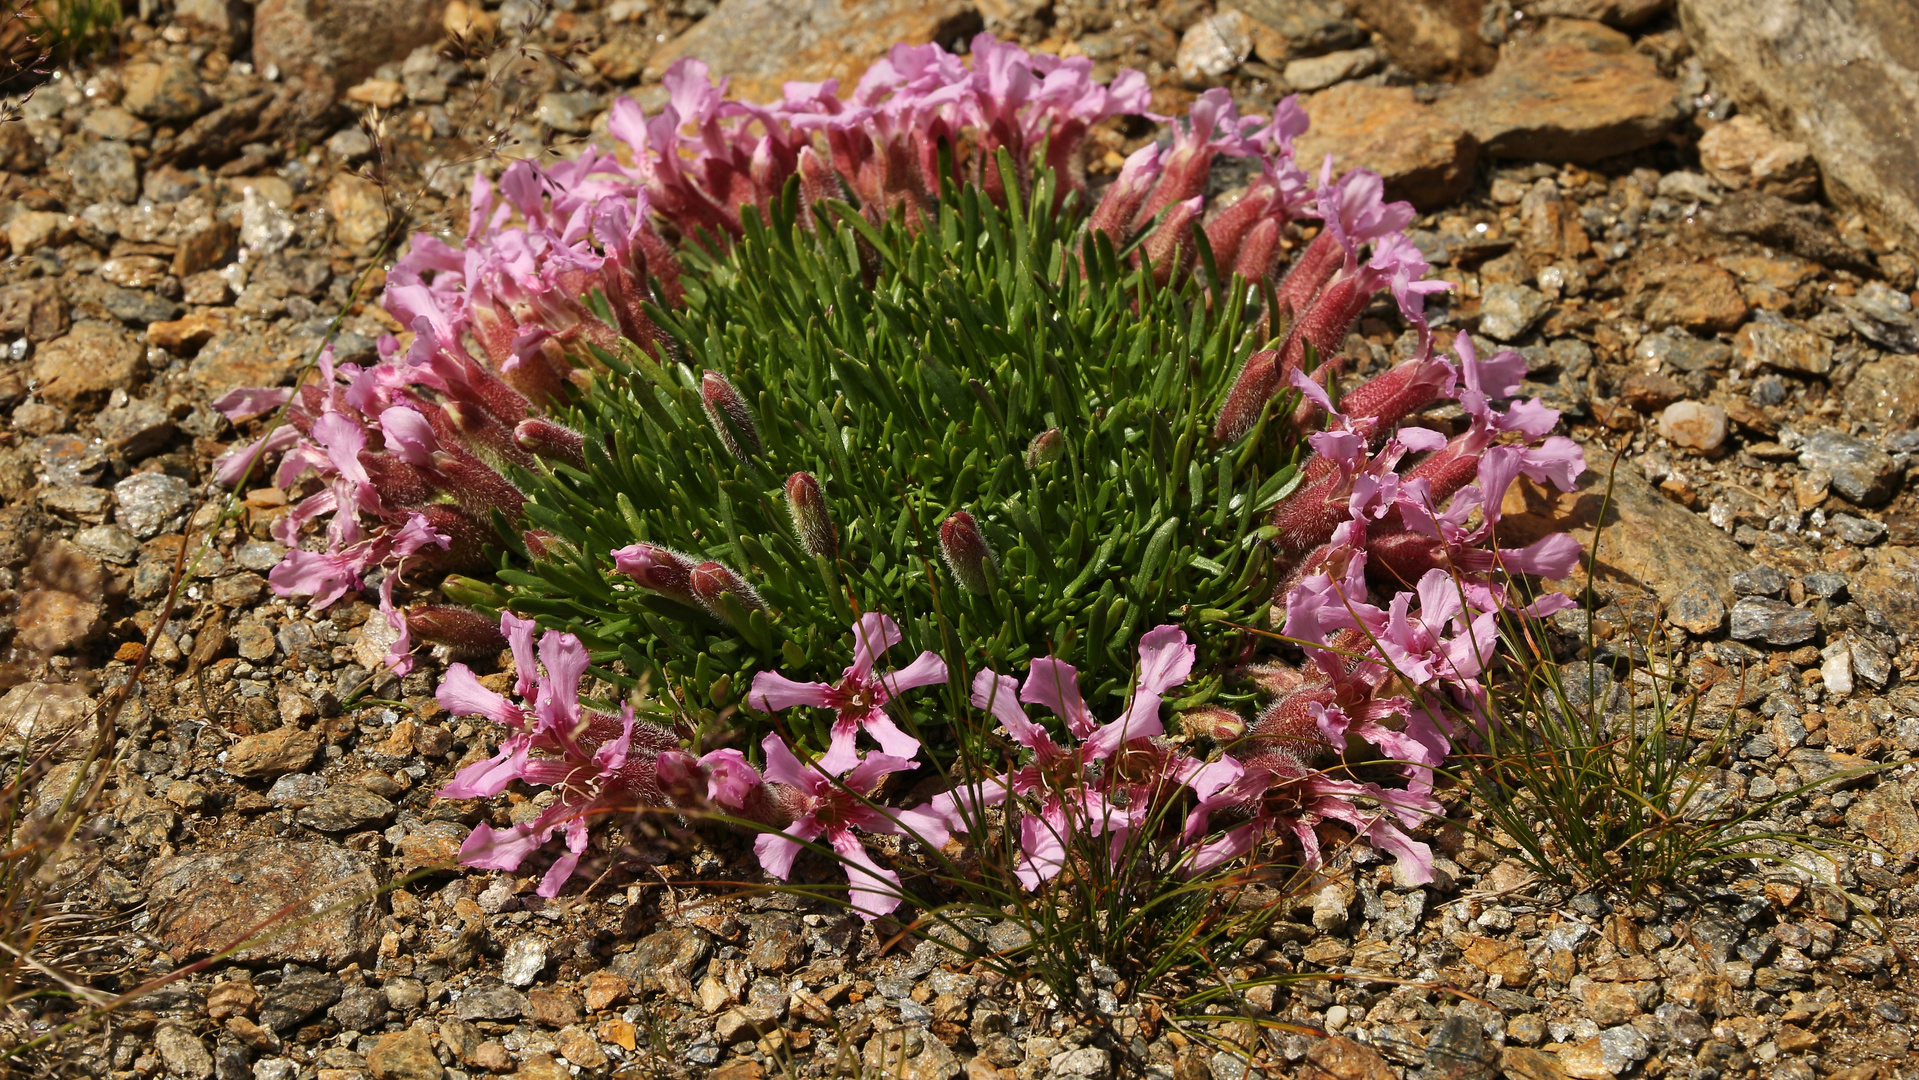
[927,625,1196,889]
[753,734,949,921]
[437,612,681,896]
[747,613,948,772]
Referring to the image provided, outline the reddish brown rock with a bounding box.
[1499,449,1752,606]
[1299,1036,1399,1080]
[644,0,979,105]
[143,842,384,965]
[1344,0,1495,82]
[1437,21,1681,162]
[1294,84,1479,209]
[0,280,69,344]
[1698,115,1819,201]
[226,727,321,779]
[1843,355,1919,428]
[1679,0,1919,254]
[31,324,146,412]
[1631,261,1750,333]
[253,0,450,113]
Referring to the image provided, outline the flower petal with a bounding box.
[747,672,834,713]
[1021,656,1093,738]
[436,663,523,727]
[830,827,902,921]
[880,651,948,695]
[847,612,902,680]
[759,733,810,788]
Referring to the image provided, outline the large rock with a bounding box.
[1437,21,1681,162]
[253,0,450,113]
[31,324,145,411]
[1344,0,1495,82]
[1843,355,1919,428]
[0,682,98,763]
[1497,450,1753,607]
[1519,0,1670,28]
[143,842,384,965]
[1294,84,1478,210]
[1677,0,1919,254]
[644,0,979,104]
[1235,0,1366,63]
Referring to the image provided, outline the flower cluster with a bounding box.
[436,612,681,897]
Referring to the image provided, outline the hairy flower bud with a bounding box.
[515,417,586,468]
[1213,348,1282,444]
[431,449,527,520]
[1272,229,1345,323]
[405,604,509,654]
[415,505,493,571]
[783,472,837,559]
[445,401,536,469]
[612,543,699,605]
[690,561,768,625]
[938,511,997,594]
[1024,428,1064,469]
[795,145,842,230]
[1202,181,1277,274]
[1180,705,1247,742]
[701,370,762,461]
[1141,196,1203,288]
[1231,217,1283,284]
[1087,144,1162,244]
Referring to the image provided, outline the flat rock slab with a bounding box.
[143,841,384,966]
[1294,83,1478,210]
[1497,451,1753,608]
[644,0,977,104]
[1678,0,1919,254]
[1437,24,1680,163]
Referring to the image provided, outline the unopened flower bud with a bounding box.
[515,417,586,468]
[784,472,837,559]
[415,505,492,571]
[701,370,761,461]
[1088,144,1162,243]
[405,604,509,654]
[1180,705,1247,742]
[1141,195,1203,288]
[938,511,997,595]
[1024,429,1064,470]
[1214,348,1282,444]
[612,543,698,605]
[689,561,768,623]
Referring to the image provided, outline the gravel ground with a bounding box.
[2,2,1918,1079]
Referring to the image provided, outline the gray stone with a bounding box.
[1798,428,1900,506]
[1731,563,1788,597]
[1668,581,1727,635]
[1478,282,1550,341]
[114,472,192,538]
[1837,282,1919,352]
[328,984,389,1031]
[1828,514,1888,544]
[326,127,374,161]
[93,397,175,457]
[536,91,600,134]
[259,973,342,1032]
[73,524,139,566]
[1282,47,1381,92]
[293,788,394,832]
[1052,1046,1112,1080]
[1598,1024,1652,1075]
[237,540,289,571]
[154,1023,214,1080]
[1420,1014,1498,1080]
[983,920,1033,953]
[1678,0,1919,254]
[67,140,140,205]
[1801,572,1850,598]
[1729,597,1819,645]
[501,936,548,988]
[453,983,525,1021]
